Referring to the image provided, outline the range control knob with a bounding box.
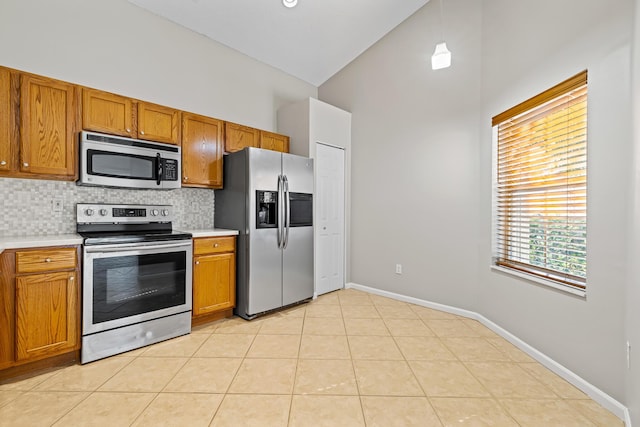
[99,209,108,216]
[161,209,170,216]
[85,208,94,216]
[151,209,159,216]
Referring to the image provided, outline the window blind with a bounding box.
[493,71,587,289]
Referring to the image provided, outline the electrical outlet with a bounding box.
[628,341,631,369]
[52,197,63,214]
[395,264,402,275]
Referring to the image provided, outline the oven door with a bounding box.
[82,240,192,335]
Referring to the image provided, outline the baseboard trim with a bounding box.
[346,282,631,425]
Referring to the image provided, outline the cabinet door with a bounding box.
[82,88,134,137]
[16,271,79,361]
[20,74,77,178]
[224,122,259,153]
[182,112,224,188]
[0,252,15,369]
[0,67,11,172]
[260,130,289,153]
[193,252,236,316]
[138,101,180,144]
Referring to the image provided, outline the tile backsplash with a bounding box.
[0,178,215,237]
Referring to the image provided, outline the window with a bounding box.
[492,71,587,292]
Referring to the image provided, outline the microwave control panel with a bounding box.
[163,159,178,181]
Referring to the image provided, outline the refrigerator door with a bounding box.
[282,153,314,306]
[247,148,283,316]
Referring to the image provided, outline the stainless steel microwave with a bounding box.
[78,131,181,190]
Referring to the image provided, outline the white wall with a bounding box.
[320,0,633,409]
[0,0,316,131]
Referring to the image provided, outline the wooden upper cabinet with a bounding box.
[0,67,10,172]
[19,74,77,178]
[138,101,180,145]
[260,130,289,153]
[224,122,259,153]
[82,88,134,137]
[182,112,224,189]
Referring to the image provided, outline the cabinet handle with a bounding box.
[0,160,6,166]
[140,130,145,135]
[184,177,188,181]
[44,258,51,262]
[69,276,74,281]
[195,261,200,265]
[126,128,131,133]
[214,243,219,248]
[23,162,29,167]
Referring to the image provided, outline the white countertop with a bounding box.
[0,234,84,253]
[184,229,239,238]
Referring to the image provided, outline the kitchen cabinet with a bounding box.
[181,112,224,188]
[82,88,180,145]
[224,122,260,153]
[260,130,289,153]
[192,236,236,321]
[0,246,80,371]
[0,67,10,172]
[82,88,135,138]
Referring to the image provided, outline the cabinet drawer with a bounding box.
[16,248,77,274]
[193,236,236,255]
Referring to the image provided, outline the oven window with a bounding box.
[289,192,313,227]
[91,251,186,324]
[88,149,157,180]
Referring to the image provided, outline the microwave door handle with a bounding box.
[156,153,162,186]
[283,175,291,249]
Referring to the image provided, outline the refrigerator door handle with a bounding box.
[283,175,291,249]
[277,174,284,249]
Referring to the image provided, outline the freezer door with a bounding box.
[247,148,283,316]
[282,153,314,305]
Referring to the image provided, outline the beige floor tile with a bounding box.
[338,293,374,306]
[501,398,597,427]
[395,337,458,361]
[565,399,624,427]
[313,292,340,304]
[0,391,87,426]
[0,390,22,408]
[344,318,390,336]
[259,315,304,334]
[193,333,255,358]
[98,357,188,392]
[132,392,223,427]
[299,335,351,359]
[294,359,358,395]
[411,305,461,320]
[461,319,500,337]
[348,335,404,360]
[441,337,512,362]
[424,319,480,337]
[191,322,219,334]
[227,358,297,394]
[0,369,59,391]
[376,304,420,319]
[465,362,557,399]
[409,361,490,397]
[486,337,536,362]
[246,334,301,358]
[214,317,263,334]
[140,333,209,357]
[53,391,155,426]
[289,395,365,427]
[164,357,242,393]
[211,394,291,427]
[305,303,343,318]
[384,319,435,336]
[430,397,519,426]
[34,356,133,391]
[354,360,424,396]
[369,295,410,307]
[341,304,381,319]
[303,317,346,335]
[519,363,587,399]
[361,396,442,427]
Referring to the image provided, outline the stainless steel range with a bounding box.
[77,203,192,364]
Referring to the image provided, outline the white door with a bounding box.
[315,142,345,295]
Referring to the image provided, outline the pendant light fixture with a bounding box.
[431,0,451,70]
[283,0,297,8]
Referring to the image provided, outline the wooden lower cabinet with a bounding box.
[0,246,80,374]
[192,236,236,323]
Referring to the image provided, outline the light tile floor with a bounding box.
[0,288,624,426]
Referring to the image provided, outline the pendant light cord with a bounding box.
[438,0,445,42]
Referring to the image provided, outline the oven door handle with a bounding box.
[84,241,192,253]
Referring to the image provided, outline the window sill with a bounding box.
[490,265,586,298]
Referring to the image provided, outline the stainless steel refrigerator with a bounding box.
[215,147,314,319]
